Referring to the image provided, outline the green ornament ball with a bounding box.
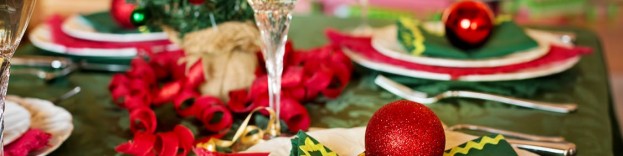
[130,8,150,27]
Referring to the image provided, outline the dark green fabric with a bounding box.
[81,12,160,34]
[444,134,517,156]
[8,15,620,156]
[397,19,539,59]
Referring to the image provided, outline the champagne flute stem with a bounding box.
[259,27,288,133]
[263,43,285,136]
[0,1,37,154]
[266,49,283,122]
[248,0,295,135]
[258,24,288,132]
[0,60,11,154]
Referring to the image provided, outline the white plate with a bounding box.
[62,14,169,42]
[30,24,136,57]
[6,96,73,156]
[343,48,580,81]
[29,24,180,58]
[372,25,573,68]
[3,101,31,145]
[245,127,537,156]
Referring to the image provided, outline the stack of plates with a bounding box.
[343,24,580,81]
[29,12,177,62]
[3,96,73,156]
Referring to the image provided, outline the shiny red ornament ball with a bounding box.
[443,0,494,49]
[111,0,137,28]
[365,100,445,156]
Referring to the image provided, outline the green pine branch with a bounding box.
[128,0,254,36]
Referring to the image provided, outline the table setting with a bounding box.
[0,0,621,156]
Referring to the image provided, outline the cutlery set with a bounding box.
[11,56,129,80]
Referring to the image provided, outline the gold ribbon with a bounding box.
[196,107,280,152]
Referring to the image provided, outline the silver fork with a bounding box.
[11,56,77,80]
[374,75,578,113]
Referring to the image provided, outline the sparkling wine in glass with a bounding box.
[0,0,37,153]
[247,0,296,135]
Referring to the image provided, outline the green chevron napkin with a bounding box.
[444,134,517,156]
[290,131,337,156]
[397,18,538,59]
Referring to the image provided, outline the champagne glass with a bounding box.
[247,0,296,135]
[0,0,37,153]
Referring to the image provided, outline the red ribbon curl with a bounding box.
[129,107,157,134]
[153,81,183,105]
[116,125,196,156]
[116,132,158,156]
[111,38,354,155]
[155,132,179,156]
[199,104,233,132]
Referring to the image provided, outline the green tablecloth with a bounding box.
[10,15,622,156]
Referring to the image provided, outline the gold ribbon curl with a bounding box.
[196,107,280,152]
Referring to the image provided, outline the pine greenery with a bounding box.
[128,0,254,36]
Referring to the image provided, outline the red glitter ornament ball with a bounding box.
[111,0,137,28]
[443,0,494,49]
[365,100,445,156]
